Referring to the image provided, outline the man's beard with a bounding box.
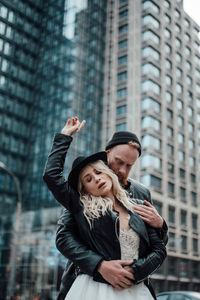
[118,176,127,187]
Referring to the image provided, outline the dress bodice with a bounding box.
[119,228,140,260]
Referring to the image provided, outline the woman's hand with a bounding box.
[61,117,86,136]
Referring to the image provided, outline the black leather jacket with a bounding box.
[43,133,167,299]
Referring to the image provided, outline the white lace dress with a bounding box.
[65,228,154,300]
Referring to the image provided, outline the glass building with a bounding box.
[0,0,106,298]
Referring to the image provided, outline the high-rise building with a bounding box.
[1,0,200,298]
[103,0,200,291]
[0,0,106,298]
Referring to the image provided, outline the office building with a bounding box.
[102,0,200,291]
[0,0,106,298]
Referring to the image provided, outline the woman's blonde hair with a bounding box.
[78,160,133,226]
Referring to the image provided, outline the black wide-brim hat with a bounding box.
[68,151,107,190]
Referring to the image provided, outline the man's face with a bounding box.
[107,144,139,186]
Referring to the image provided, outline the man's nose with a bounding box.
[119,166,127,176]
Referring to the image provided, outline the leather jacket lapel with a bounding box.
[129,211,150,245]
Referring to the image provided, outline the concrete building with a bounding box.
[102,0,200,291]
[1,0,200,298]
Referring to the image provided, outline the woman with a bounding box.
[43,117,167,300]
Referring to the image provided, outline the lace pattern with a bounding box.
[119,228,140,260]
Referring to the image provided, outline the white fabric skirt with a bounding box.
[65,274,154,300]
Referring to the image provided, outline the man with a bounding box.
[55,129,168,299]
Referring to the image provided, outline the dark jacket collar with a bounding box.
[129,211,150,246]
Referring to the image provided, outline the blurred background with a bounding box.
[0,0,200,299]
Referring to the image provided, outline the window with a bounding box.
[142,116,161,131]
[192,214,198,230]
[176,83,183,94]
[118,55,127,65]
[168,163,174,173]
[168,182,174,194]
[196,84,200,94]
[119,24,128,34]
[117,88,127,99]
[167,144,174,156]
[181,235,187,251]
[180,187,186,199]
[167,109,173,121]
[187,106,193,117]
[168,232,175,249]
[184,19,190,28]
[189,156,195,167]
[178,151,185,161]
[175,24,181,33]
[176,68,183,78]
[186,61,192,71]
[180,210,187,227]
[142,134,161,150]
[165,14,171,24]
[164,0,170,8]
[186,76,192,86]
[166,75,172,86]
[118,39,128,49]
[197,98,200,108]
[165,59,172,70]
[142,63,160,77]
[116,123,126,131]
[175,9,181,18]
[142,0,160,14]
[142,97,161,112]
[164,28,171,39]
[189,139,195,150]
[142,46,160,60]
[117,105,126,115]
[141,154,161,169]
[175,38,181,48]
[142,30,160,44]
[141,174,161,189]
[185,46,191,56]
[168,206,175,223]
[192,238,198,253]
[191,191,197,206]
[118,71,127,82]
[119,10,128,19]
[165,43,171,54]
[179,168,185,179]
[178,116,184,127]
[0,21,6,35]
[167,126,173,138]
[188,122,194,133]
[178,133,184,144]
[166,91,172,103]
[142,79,160,95]
[175,52,182,63]
[190,173,196,183]
[185,33,191,43]
[142,14,160,29]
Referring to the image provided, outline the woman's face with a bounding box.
[80,165,113,198]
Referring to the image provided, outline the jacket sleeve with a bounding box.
[131,226,167,284]
[43,133,80,212]
[56,209,103,276]
[131,180,168,245]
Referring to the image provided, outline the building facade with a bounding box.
[102,0,200,292]
[1,0,200,298]
[0,0,106,298]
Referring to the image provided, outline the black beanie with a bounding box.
[105,131,142,156]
